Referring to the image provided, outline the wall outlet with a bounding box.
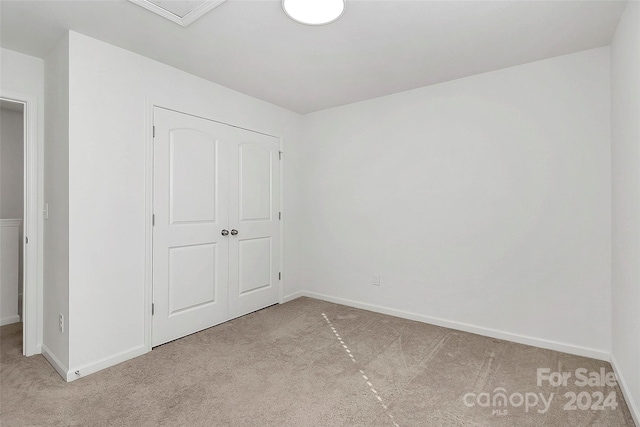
[58,314,64,333]
[373,274,380,286]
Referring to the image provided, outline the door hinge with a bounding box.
[25,236,28,244]
[152,303,155,316]
[279,272,281,280]
[279,151,282,160]
[152,214,155,226]
[152,126,155,138]
[279,212,281,220]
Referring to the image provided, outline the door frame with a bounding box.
[143,101,285,351]
[0,90,42,356]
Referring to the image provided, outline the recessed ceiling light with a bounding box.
[282,0,345,26]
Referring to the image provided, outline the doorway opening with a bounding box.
[0,92,40,357]
[0,100,25,342]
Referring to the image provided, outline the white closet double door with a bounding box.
[152,107,280,347]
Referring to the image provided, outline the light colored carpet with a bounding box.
[0,297,635,426]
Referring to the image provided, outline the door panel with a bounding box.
[228,128,280,319]
[170,130,218,224]
[238,237,271,295]
[153,108,229,346]
[239,144,272,221]
[168,243,217,314]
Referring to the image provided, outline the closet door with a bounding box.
[152,108,230,346]
[228,127,280,319]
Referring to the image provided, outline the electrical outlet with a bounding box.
[373,274,380,286]
[58,314,64,333]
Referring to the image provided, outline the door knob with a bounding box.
[221,229,229,236]
[230,229,238,236]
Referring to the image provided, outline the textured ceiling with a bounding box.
[0,0,627,113]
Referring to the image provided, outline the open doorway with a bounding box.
[1,100,25,348]
[0,91,40,357]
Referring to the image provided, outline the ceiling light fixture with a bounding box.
[282,0,345,25]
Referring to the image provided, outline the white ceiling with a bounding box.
[0,0,627,113]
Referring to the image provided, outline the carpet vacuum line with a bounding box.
[321,313,400,427]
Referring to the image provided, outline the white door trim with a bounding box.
[278,137,284,304]
[144,98,154,352]
[0,89,42,356]
[143,101,285,351]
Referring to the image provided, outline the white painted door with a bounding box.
[153,108,281,346]
[228,127,280,319]
[152,108,230,346]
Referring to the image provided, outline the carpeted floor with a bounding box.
[0,297,636,426]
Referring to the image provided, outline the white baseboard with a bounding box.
[282,291,304,303]
[611,354,640,426]
[0,315,21,326]
[285,291,610,361]
[41,344,69,380]
[66,345,148,382]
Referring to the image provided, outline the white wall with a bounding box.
[65,31,299,376]
[0,48,45,104]
[1,47,45,354]
[283,121,312,296]
[1,108,24,219]
[611,2,640,424]
[43,34,70,372]
[288,47,612,358]
[0,107,24,304]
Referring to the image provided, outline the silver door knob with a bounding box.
[230,229,238,236]
[221,229,229,236]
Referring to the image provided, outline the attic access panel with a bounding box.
[129,0,226,27]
